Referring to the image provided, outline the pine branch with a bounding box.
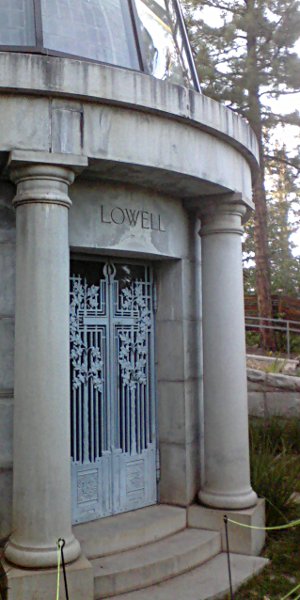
[265,154,300,174]
[258,89,300,98]
[259,4,297,50]
[195,0,244,14]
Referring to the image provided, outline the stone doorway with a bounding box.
[70,258,158,524]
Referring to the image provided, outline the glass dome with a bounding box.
[0,0,200,90]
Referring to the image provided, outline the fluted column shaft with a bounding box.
[198,199,257,510]
[5,163,81,568]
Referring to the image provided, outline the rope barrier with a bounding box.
[281,582,300,599]
[56,540,62,600]
[58,538,70,600]
[224,515,300,600]
[56,538,69,600]
[223,516,234,600]
[226,516,300,532]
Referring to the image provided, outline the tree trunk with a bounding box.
[253,168,276,349]
[246,0,275,350]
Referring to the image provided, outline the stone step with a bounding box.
[93,528,221,598]
[104,553,268,600]
[73,505,186,559]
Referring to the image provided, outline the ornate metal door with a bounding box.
[70,259,157,524]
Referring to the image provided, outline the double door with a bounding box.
[70,259,157,524]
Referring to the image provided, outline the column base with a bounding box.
[188,498,266,556]
[2,556,93,600]
[198,487,258,510]
[4,534,81,568]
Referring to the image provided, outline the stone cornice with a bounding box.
[8,150,88,172]
[0,52,259,171]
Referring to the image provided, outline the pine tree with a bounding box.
[243,144,300,296]
[183,0,300,347]
[267,144,300,296]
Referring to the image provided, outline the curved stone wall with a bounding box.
[0,53,258,206]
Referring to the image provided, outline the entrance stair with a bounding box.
[74,505,268,600]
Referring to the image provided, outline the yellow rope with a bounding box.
[226,516,300,532]
[56,540,62,600]
[281,582,300,599]
[225,516,300,600]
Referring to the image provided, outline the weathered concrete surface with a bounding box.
[3,556,93,600]
[156,218,202,506]
[69,181,190,259]
[0,395,13,467]
[75,505,187,559]
[105,553,268,600]
[92,529,221,598]
[0,181,15,243]
[0,53,258,205]
[0,53,258,165]
[248,368,300,417]
[0,181,15,539]
[188,499,266,556]
[0,94,253,202]
[0,244,15,314]
[0,392,13,537]
[0,466,12,538]
[4,161,81,569]
[0,318,14,389]
[199,201,257,510]
[75,504,266,600]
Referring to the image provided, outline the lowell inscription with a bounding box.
[100,205,166,232]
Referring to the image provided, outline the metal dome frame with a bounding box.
[0,0,200,91]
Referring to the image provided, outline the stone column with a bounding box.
[5,153,86,568]
[198,197,257,510]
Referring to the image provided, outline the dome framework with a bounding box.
[0,0,200,90]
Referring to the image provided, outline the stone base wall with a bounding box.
[248,368,300,418]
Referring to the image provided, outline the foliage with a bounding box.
[183,0,300,127]
[249,417,300,525]
[267,145,300,296]
[244,144,300,296]
[264,357,287,373]
[183,0,300,346]
[246,330,261,347]
[226,505,300,599]
[221,418,300,598]
[250,416,300,454]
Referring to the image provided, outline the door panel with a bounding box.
[70,259,157,524]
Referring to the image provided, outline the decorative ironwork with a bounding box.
[70,279,104,392]
[70,260,157,524]
[118,282,152,456]
[118,283,151,389]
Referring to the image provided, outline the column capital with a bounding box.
[198,194,248,237]
[8,150,88,209]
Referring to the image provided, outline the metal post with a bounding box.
[224,516,234,600]
[287,321,290,357]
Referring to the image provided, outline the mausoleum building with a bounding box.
[0,1,267,598]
